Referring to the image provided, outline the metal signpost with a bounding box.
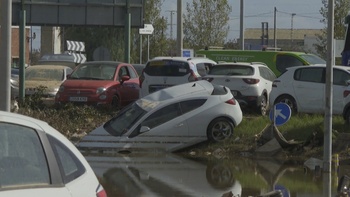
[139,24,154,62]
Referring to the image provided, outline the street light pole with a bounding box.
[291,13,296,47]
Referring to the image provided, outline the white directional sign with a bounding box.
[139,24,154,35]
[72,52,87,63]
[67,40,85,52]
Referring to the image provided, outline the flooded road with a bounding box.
[84,152,349,197]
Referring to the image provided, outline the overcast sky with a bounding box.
[161,0,325,40]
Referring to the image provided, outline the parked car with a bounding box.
[269,64,350,121]
[139,57,216,97]
[0,111,107,197]
[11,68,19,100]
[77,80,242,153]
[203,62,276,116]
[55,61,140,109]
[25,65,73,100]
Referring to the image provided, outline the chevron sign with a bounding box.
[67,40,85,52]
[72,52,87,63]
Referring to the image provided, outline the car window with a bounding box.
[26,68,64,81]
[0,123,50,188]
[48,135,85,184]
[140,103,181,129]
[276,55,304,73]
[334,69,350,86]
[144,60,190,76]
[294,67,324,83]
[180,99,206,114]
[127,65,138,79]
[118,66,130,80]
[259,67,276,81]
[104,103,147,136]
[209,65,254,76]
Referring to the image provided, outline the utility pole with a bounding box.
[239,0,244,50]
[176,0,183,57]
[291,13,296,47]
[274,7,277,49]
[0,0,12,111]
[167,10,176,56]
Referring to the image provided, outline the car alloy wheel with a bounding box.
[111,95,121,110]
[275,95,297,113]
[259,95,268,116]
[207,117,234,142]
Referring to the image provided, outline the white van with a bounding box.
[139,56,216,97]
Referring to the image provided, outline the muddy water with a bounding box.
[84,152,348,197]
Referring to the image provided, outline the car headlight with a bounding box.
[96,87,107,94]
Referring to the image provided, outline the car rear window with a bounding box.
[144,60,190,76]
[208,65,254,76]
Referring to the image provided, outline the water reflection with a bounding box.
[84,153,349,197]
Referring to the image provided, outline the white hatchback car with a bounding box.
[0,111,106,197]
[203,62,276,116]
[78,80,242,153]
[139,56,216,97]
[269,64,350,120]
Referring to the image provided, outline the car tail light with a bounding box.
[188,70,198,81]
[96,184,107,197]
[243,78,260,84]
[344,90,350,98]
[139,71,145,88]
[225,98,237,105]
[272,80,280,88]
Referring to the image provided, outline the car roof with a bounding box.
[80,61,130,65]
[137,80,214,111]
[215,62,268,67]
[27,65,71,69]
[149,56,216,63]
[286,64,350,71]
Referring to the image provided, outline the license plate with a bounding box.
[69,97,87,102]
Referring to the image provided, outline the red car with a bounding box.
[55,61,140,109]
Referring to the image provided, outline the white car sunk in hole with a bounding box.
[77,80,243,153]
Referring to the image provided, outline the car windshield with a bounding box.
[300,54,326,64]
[208,65,254,76]
[144,60,190,76]
[70,63,117,80]
[104,102,147,136]
[25,68,64,81]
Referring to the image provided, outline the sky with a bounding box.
[31,0,325,50]
[161,0,325,41]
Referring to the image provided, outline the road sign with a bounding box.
[67,40,85,52]
[72,52,87,63]
[139,24,154,35]
[269,103,291,126]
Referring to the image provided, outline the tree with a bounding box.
[315,0,350,59]
[62,0,167,63]
[183,0,231,51]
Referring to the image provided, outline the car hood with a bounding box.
[25,80,62,90]
[62,79,118,88]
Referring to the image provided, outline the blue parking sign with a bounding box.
[269,103,291,126]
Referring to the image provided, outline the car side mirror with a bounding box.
[120,75,130,84]
[140,126,150,133]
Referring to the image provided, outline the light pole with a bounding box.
[291,13,296,47]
